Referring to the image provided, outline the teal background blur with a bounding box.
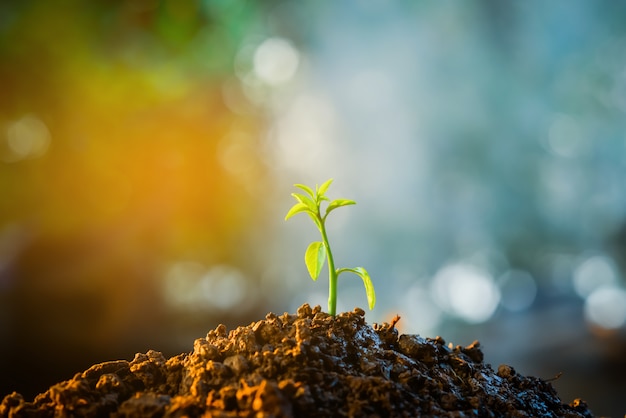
[1,1,625,416]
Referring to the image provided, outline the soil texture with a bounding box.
[1,304,593,417]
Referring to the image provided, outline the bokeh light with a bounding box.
[573,255,619,299]
[163,261,250,312]
[3,115,51,162]
[584,286,626,330]
[253,37,300,86]
[431,263,501,324]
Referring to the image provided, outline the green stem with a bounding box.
[319,217,337,317]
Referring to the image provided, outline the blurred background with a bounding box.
[1,0,625,415]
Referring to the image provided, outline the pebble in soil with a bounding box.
[0,304,594,417]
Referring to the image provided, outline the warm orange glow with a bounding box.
[1,2,268,260]
[0,2,271,383]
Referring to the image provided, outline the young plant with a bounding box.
[285,179,376,317]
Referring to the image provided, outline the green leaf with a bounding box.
[292,193,318,213]
[338,267,376,310]
[285,202,309,220]
[305,241,326,280]
[294,183,315,198]
[306,211,323,230]
[316,178,333,198]
[326,199,356,216]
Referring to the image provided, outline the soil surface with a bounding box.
[1,304,594,417]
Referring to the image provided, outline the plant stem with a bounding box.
[319,217,337,317]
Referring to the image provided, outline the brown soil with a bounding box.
[1,304,593,417]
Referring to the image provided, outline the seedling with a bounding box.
[285,179,376,317]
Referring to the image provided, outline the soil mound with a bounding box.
[1,304,593,417]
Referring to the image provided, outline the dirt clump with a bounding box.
[1,304,593,417]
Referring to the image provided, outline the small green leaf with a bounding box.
[317,178,333,198]
[305,241,326,280]
[285,202,309,220]
[306,211,323,230]
[338,267,376,310]
[292,193,318,213]
[326,199,356,216]
[294,183,315,198]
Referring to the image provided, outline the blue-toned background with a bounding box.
[1,1,625,415]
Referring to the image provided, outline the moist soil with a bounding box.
[1,304,594,417]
